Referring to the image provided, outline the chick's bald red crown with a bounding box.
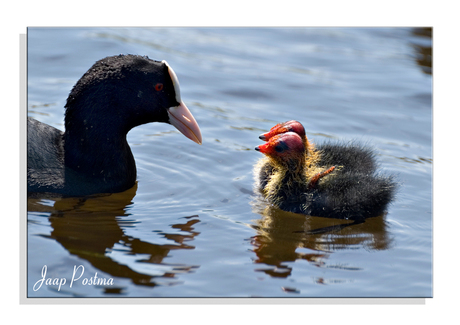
[259,120,306,141]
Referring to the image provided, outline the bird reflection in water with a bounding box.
[27,183,201,292]
[249,201,392,279]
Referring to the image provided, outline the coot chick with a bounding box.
[254,132,395,220]
[256,120,377,191]
[260,120,376,173]
[28,54,202,196]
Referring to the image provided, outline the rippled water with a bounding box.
[26,27,432,298]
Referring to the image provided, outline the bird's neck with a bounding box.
[304,140,321,168]
[63,111,136,192]
[263,156,307,204]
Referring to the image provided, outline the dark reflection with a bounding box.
[250,201,391,278]
[411,27,432,75]
[27,184,200,291]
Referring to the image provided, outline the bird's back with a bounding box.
[27,117,65,193]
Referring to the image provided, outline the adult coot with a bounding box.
[254,129,395,220]
[28,54,202,196]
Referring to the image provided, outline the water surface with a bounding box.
[26,27,432,298]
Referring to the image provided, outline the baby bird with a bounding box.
[259,120,376,174]
[254,129,395,220]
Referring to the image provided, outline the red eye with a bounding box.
[155,83,164,91]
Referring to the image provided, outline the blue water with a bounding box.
[26,27,432,298]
